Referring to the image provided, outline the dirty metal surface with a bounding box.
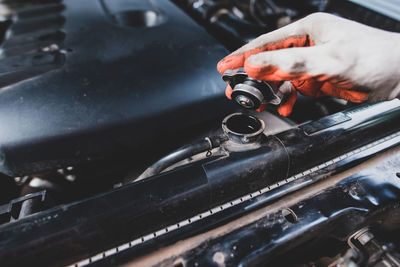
[118,145,400,267]
[70,130,400,267]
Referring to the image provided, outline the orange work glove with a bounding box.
[218,13,400,116]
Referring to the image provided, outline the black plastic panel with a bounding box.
[300,112,351,134]
[0,0,234,175]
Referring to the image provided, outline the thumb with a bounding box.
[244,45,336,82]
[277,82,297,117]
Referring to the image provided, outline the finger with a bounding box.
[217,12,343,75]
[277,80,292,95]
[226,85,268,111]
[217,17,315,75]
[277,84,297,117]
[225,85,233,99]
[256,103,268,112]
[320,83,368,102]
[256,82,289,112]
[292,79,325,98]
[320,76,353,89]
[217,36,313,75]
[244,45,340,81]
[217,35,313,75]
[340,90,368,103]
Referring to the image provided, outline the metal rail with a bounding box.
[68,129,400,267]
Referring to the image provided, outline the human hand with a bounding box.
[217,13,400,116]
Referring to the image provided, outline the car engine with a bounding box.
[0,0,399,266]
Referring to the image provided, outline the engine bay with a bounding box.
[0,0,399,266]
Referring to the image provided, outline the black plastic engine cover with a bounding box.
[0,0,233,175]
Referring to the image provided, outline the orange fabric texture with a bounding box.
[218,35,367,116]
[217,35,312,75]
[245,62,368,102]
